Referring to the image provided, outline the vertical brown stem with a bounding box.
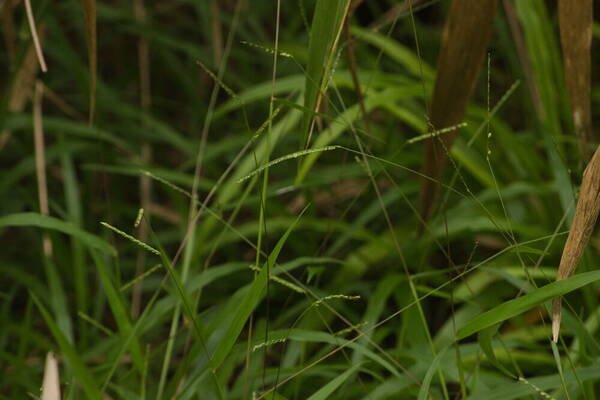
[418,0,498,229]
[33,80,52,256]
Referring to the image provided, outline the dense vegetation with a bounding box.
[1,0,599,398]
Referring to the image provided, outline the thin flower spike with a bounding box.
[552,146,600,342]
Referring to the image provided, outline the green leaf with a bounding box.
[90,250,144,373]
[477,324,513,376]
[0,212,115,255]
[31,292,102,399]
[303,0,350,137]
[417,347,449,400]
[457,270,600,339]
[210,206,309,370]
[350,26,434,79]
[307,363,363,400]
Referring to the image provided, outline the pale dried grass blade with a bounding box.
[41,351,61,400]
[558,0,594,160]
[0,39,41,150]
[24,0,47,72]
[418,0,499,228]
[552,145,600,342]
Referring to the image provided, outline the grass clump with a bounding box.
[1,1,598,399]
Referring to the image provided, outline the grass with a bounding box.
[1,0,599,399]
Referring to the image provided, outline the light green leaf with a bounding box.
[0,212,115,255]
[303,0,350,136]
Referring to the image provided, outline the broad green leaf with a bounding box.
[0,212,115,255]
[457,270,600,339]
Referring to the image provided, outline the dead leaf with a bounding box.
[418,0,499,229]
[41,351,61,400]
[552,145,600,342]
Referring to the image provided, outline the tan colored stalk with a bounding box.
[33,81,52,256]
[24,0,47,72]
[0,37,42,150]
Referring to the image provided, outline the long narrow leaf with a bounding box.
[0,212,115,255]
[303,0,350,140]
[457,270,600,340]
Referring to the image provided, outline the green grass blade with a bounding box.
[30,291,102,399]
[303,0,350,138]
[457,270,600,339]
[417,347,449,400]
[210,205,309,370]
[477,324,513,376]
[306,362,363,400]
[90,250,144,374]
[0,212,115,255]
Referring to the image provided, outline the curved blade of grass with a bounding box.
[306,362,363,400]
[210,205,309,370]
[30,292,102,399]
[457,269,600,340]
[417,347,449,400]
[477,324,513,376]
[89,250,144,373]
[0,212,115,255]
[303,0,350,141]
[296,87,415,184]
[350,26,434,79]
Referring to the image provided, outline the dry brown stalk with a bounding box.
[558,0,594,161]
[33,80,52,256]
[418,0,499,229]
